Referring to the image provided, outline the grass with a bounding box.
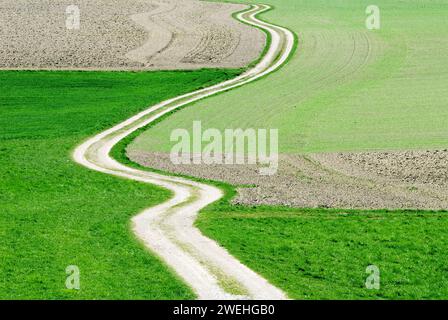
[129,0,448,154]
[0,69,241,299]
[197,207,448,299]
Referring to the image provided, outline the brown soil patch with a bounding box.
[0,0,264,70]
[128,149,448,210]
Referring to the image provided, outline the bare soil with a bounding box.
[128,149,448,210]
[0,0,264,70]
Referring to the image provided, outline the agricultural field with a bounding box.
[197,207,448,299]
[131,0,448,153]
[129,0,448,208]
[0,0,263,70]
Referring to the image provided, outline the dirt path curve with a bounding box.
[73,4,294,300]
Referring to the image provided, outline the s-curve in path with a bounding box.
[73,4,294,300]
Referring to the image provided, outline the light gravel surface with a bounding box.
[0,0,264,70]
[128,150,448,210]
[73,4,294,299]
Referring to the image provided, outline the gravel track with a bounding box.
[73,4,295,299]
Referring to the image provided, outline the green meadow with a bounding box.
[197,207,448,299]
[0,69,240,299]
[130,0,448,153]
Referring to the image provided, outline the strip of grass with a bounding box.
[0,69,241,299]
[197,207,448,299]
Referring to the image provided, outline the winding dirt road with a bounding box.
[73,4,294,299]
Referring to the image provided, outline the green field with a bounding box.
[197,207,448,299]
[130,0,448,153]
[0,69,240,299]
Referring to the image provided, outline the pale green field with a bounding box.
[130,0,448,154]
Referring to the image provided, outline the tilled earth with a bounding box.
[0,0,264,70]
[128,149,448,210]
